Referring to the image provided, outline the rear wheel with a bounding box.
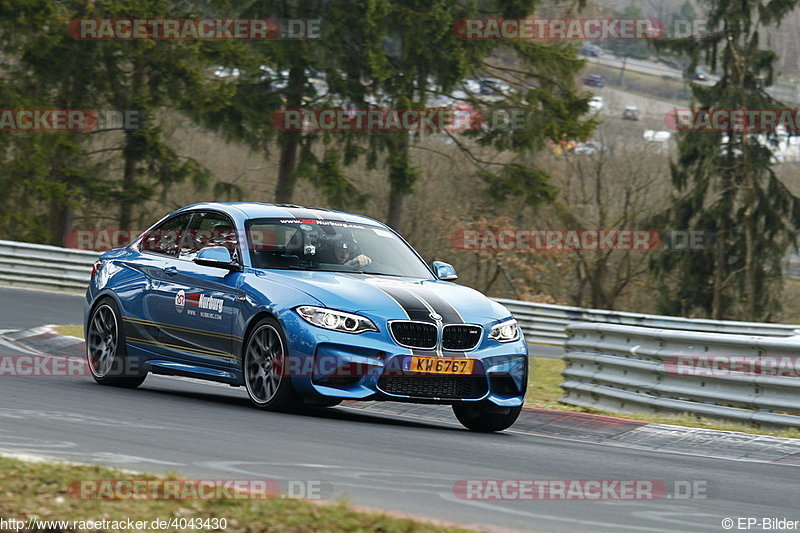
[452,401,522,432]
[86,298,146,388]
[243,317,300,411]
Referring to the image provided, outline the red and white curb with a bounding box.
[4,324,85,357]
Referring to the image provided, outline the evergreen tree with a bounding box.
[0,0,215,243]
[193,0,370,209]
[652,0,800,320]
[363,0,593,231]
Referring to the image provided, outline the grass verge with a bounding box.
[53,324,83,338]
[527,356,800,439]
[0,456,476,533]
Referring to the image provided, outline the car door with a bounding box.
[133,212,194,358]
[150,210,244,368]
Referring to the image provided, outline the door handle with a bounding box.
[164,266,178,276]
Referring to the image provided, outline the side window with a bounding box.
[178,211,241,263]
[139,214,193,257]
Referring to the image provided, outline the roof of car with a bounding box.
[176,202,385,227]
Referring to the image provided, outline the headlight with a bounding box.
[295,306,378,334]
[488,319,519,342]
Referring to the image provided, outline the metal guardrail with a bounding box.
[0,240,99,292]
[561,323,800,428]
[495,298,800,349]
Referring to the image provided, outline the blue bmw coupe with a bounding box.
[85,203,528,431]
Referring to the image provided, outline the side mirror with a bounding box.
[432,260,458,281]
[194,246,241,271]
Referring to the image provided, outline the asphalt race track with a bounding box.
[1,287,798,532]
[0,287,84,329]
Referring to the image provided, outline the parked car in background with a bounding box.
[622,106,640,121]
[573,140,604,155]
[643,130,672,143]
[692,67,708,81]
[583,74,605,87]
[579,44,602,57]
[643,130,672,153]
[588,96,604,112]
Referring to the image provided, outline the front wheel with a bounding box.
[452,401,522,432]
[86,298,146,388]
[243,317,300,411]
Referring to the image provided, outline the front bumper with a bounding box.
[282,311,529,407]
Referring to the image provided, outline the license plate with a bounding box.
[406,356,474,375]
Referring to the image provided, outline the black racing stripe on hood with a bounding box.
[408,286,464,325]
[375,285,435,324]
[407,285,474,357]
[366,282,436,356]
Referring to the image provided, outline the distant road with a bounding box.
[587,55,799,104]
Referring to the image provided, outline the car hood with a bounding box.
[258,270,511,324]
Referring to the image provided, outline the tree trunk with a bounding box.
[743,135,758,320]
[387,131,411,231]
[48,196,73,247]
[712,237,724,319]
[275,130,300,203]
[387,178,406,231]
[737,43,758,320]
[590,256,607,308]
[274,66,306,203]
[118,130,136,233]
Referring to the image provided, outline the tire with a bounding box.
[86,297,146,388]
[452,401,522,432]
[243,317,300,411]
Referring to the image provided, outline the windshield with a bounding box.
[246,218,434,279]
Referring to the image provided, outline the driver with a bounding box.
[327,234,372,267]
